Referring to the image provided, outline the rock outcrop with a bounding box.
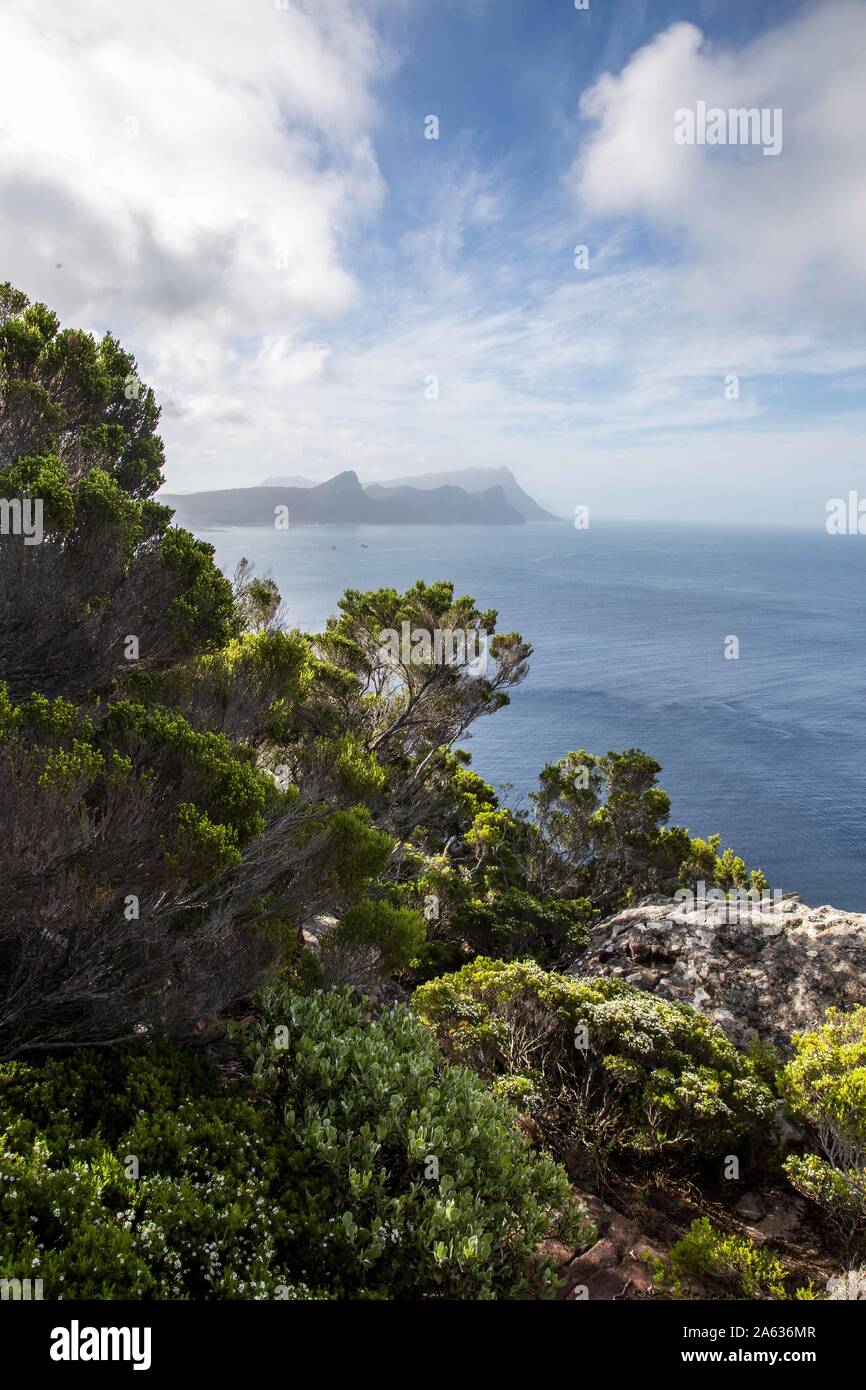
[570,893,866,1049]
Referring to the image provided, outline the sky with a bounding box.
[0,0,864,523]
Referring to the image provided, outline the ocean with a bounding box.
[200,520,866,912]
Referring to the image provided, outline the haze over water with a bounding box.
[205,520,866,913]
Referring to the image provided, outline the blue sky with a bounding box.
[0,0,864,523]
[379,0,800,182]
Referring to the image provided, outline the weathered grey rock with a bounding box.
[300,913,338,953]
[569,894,866,1049]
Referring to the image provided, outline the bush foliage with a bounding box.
[415,958,775,1162]
[0,990,593,1300]
[654,1217,790,1300]
[782,1007,866,1252]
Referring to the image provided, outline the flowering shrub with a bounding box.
[0,1045,283,1298]
[0,993,592,1299]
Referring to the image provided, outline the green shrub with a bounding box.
[327,898,426,975]
[654,1217,789,1300]
[676,834,769,896]
[414,958,775,1163]
[781,1007,866,1252]
[412,937,469,983]
[0,1044,283,1299]
[243,987,594,1298]
[451,888,591,964]
[0,992,593,1300]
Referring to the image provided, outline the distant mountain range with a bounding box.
[162,467,560,528]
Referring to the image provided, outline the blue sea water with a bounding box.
[201,520,866,912]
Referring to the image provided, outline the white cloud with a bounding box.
[0,0,386,347]
[574,2,866,327]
